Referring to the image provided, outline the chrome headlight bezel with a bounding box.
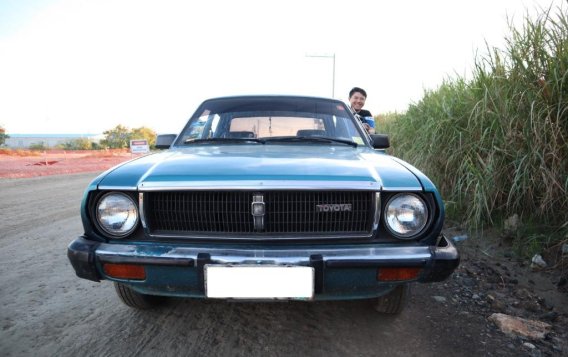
[383,193,429,239]
[95,192,139,238]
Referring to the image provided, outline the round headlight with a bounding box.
[96,192,139,237]
[384,193,428,238]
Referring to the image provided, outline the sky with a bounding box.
[0,0,562,135]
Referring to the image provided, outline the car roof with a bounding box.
[196,95,350,114]
[203,94,343,102]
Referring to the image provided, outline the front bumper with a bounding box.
[68,235,459,298]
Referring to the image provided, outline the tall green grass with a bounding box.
[382,6,568,245]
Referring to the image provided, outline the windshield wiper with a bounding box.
[184,138,266,144]
[263,136,358,147]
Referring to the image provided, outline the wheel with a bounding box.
[374,284,411,314]
[114,282,166,309]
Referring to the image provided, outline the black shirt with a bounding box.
[355,109,372,117]
[353,109,372,123]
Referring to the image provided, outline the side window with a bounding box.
[180,113,220,141]
[180,115,207,141]
[191,116,209,139]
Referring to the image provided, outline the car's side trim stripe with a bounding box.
[137,180,383,191]
[97,184,423,192]
[98,186,138,191]
[381,187,423,191]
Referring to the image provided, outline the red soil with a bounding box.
[0,150,136,179]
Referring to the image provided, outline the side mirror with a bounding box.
[155,134,177,149]
[370,134,390,149]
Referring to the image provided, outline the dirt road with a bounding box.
[0,173,565,356]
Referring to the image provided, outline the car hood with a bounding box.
[96,145,425,191]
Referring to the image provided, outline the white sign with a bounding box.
[130,139,149,154]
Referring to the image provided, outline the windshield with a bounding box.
[175,96,367,146]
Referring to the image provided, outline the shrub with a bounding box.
[58,138,94,150]
[29,142,47,151]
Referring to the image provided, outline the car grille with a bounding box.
[143,191,375,238]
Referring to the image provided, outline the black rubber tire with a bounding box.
[374,284,411,314]
[114,282,166,309]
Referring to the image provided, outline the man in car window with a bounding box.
[349,87,375,134]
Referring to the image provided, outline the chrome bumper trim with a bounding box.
[69,235,459,283]
[95,242,432,266]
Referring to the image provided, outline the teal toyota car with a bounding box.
[68,95,459,313]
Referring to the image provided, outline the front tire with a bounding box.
[374,284,410,314]
[114,282,166,309]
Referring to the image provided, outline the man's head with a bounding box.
[349,87,367,112]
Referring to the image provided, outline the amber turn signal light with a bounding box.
[103,263,146,280]
[378,267,422,281]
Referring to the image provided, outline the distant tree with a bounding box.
[100,124,158,149]
[0,126,8,146]
[101,125,132,149]
[131,126,157,148]
[58,138,93,150]
[29,142,47,151]
[74,138,93,150]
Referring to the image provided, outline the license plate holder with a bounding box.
[205,265,314,300]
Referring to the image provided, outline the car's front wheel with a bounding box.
[114,282,166,309]
[373,284,410,314]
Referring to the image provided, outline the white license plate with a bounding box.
[205,265,314,300]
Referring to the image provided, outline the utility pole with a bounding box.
[306,53,336,98]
